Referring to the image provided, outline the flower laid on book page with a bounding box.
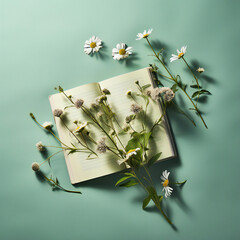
[136,28,153,40]
[161,170,173,198]
[170,46,187,62]
[112,43,132,60]
[84,36,102,55]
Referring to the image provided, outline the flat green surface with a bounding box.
[1,0,240,239]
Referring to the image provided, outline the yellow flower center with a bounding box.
[127,149,136,154]
[143,33,149,38]
[90,42,96,48]
[178,52,184,58]
[162,179,169,187]
[119,49,126,55]
[75,126,80,132]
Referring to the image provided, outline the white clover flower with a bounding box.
[164,89,175,102]
[42,121,53,130]
[84,36,102,55]
[136,29,153,40]
[96,137,108,154]
[150,88,161,101]
[112,43,132,60]
[130,103,142,114]
[170,46,187,62]
[74,122,87,133]
[117,148,140,166]
[32,162,40,172]
[36,141,45,152]
[152,87,175,102]
[160,87,175,102]
[74,99,84,109]
[161,170,173,198]
[53,109,63,117]
[145,89,153,97]
[196,67,205,73]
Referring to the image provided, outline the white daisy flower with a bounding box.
[117,148,140,166]
[112,43,133,60]
[196,67,205,73]
[42,121,53,130]
[74,122,87,133]
[170,46,187,62]
[161,170,173,198]
[136,29,153,40]
[84,36,102,55]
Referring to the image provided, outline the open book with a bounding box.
[49,67,176,184]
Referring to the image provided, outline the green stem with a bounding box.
[30,113,70,148]
[182,57,199,86]
[40,150,64,165]
[172,101,196,127]
[145,39,208,129]
[146,38,174,79]
[60,116,97,156]
[44,176,81,194]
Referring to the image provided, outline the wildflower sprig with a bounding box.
[31,80,186,226]
[138,29,211,128]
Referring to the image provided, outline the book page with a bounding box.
[99,68,175,160]
[49,83,125,184]
[49,68,176,184]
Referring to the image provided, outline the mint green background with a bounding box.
[1,0,240,239]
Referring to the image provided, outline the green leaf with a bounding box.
[142,84,151,90]
[68,149,76,155]
[118,179,138,188]
[146,186,156,197]
[140,132,152,148]
[158,195,163,202]
[142,195,151,209]
[147,152,162,167]
[192,89,211,98]
[190,84,202,89]
[115,176,133,186]
[171,83,178,93]
[71,143,76,148]
[124,172,135,178]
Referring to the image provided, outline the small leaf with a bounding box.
[71,143,76,148]
[147,152,162,167]
[115,176,133,186]
[158,195,163,202]
[192,89,211,98]
[124,172,135,178]
[190,84,202,89]
[142,84,151,90]
[118,179,138,188]
[171,83,178,93]
[68,149,76,155]
[142,195,151,209]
